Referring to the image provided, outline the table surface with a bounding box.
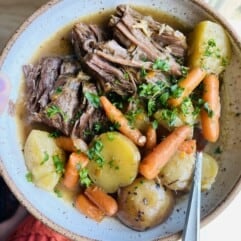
[0,1,241,240]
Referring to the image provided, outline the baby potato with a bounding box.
[87,132,140,193]
[202,153,219,191]
[117,177,174,231]
[188,20,231,75]
[160,150,195,191]
[24,130,66,191]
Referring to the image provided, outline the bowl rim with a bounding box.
[1,0,241,240]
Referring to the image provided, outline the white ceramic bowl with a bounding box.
[1,0,241,240]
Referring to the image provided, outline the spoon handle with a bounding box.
[182,151,203,241]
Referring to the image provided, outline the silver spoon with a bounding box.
[182,129,206,241]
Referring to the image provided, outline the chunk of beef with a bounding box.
[72,23,107,60]
[84,53,137,95]
[23,57,62,113]
[110,5,187,75]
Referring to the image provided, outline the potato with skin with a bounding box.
[160,149,195,191]
[117,177,174,231]
[24,130,66,191]
[87,132,140,193]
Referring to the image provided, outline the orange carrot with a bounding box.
[200,74,221,142]
[145,125,157,153]
[139,125,192,179]
[178,139,196,154]
[100,96,146,146]
[85,185,118,216]
[168,67,206,107]
[55,136,88,152]
[62,152,89,189]
[75,194,104,222]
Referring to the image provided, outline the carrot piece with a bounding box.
[55,136,88,152]
[62,152,89,190]
[75,194,104,222]
[178,139,196,154]
[85,185,118,216]
[168,67,206,107]
[200,74,221,142]
[99,96,146,146]
[145,125,157,153]
[139,125,192,179]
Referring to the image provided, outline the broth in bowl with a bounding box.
[1,1,241,241]
[19,4,228,231]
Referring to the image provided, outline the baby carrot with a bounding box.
[178,139,196,154]
[62,152,89,190]
[168,67,206,107]
[75,194,104,222]
[139,125,192,180]
[55,136,88,152]
[85,185,118,216]
[100,96,146,146]
[145,125,157,153]
[200,74,221,142]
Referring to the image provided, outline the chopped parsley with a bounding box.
[152,120,158,130]
[161,109,178,126]
[203,102,214,118]
[170,84,184,98]
[54,188,62,198]
[152,58,170,72]
[46,105,67,121]
[140,67,147,78]
[48,130,61,138]
[87,140,105,167]
[180,98,192,116]
[25,172,33,182]
[55,86,63,94]
[107,132,115,141]
[84,92,100,108]
[124,72,129,80]
[79,168,92,187]
[40,151,49,165]
[52,154,65,175]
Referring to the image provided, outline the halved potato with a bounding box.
[188,20,231,74]
[24,130,66,191]
[160,149,195,191]
[87,132,140,193]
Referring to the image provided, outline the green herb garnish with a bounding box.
[48,130,61,138]
[40,151,49,165]
[87,140,105,167]
[84,92,100,108]
[54,188,62,198]
[55,86,63,94]
[46,105,67,121]
[25,172,33,182]
[153,58,170,72]
[79,168,92,187]
[52,155,65,175]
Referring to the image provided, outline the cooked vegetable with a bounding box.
[75,194,104,222]
[200,74,221,142]
[117,177,174,231]
[62,152,89,190]
[160,140,196,191]
[24,130,66,191]
[55,136,88,153]
[188,20,231,75]
[139,125,192,180]
[201,153,219,191]
[145,125,157,153]
[85,185,118,216]
[100,96,146,147]
[168,67,206,107]
[87,132,141,193]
